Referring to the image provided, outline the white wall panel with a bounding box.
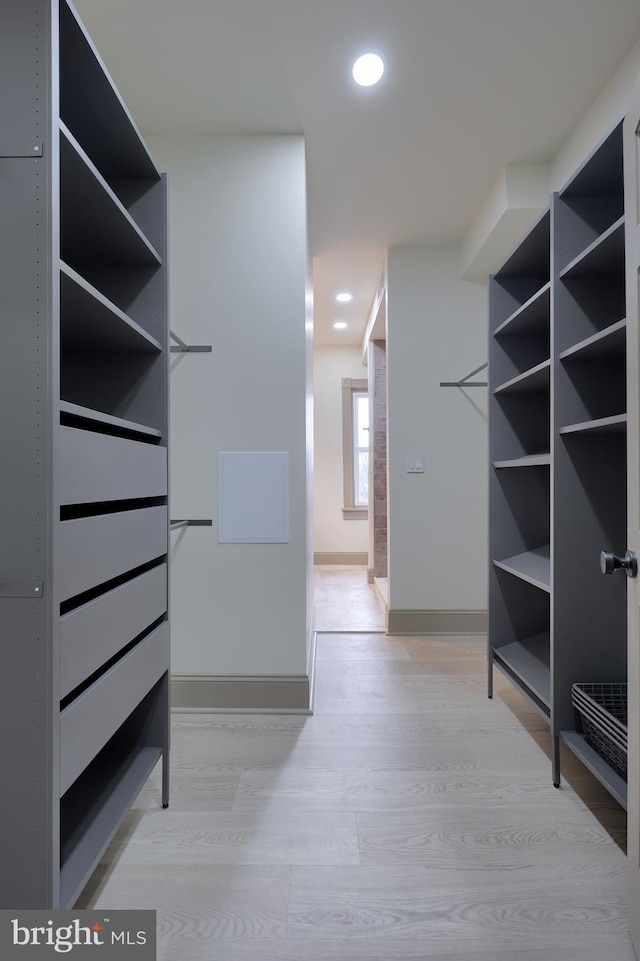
[149,133,311,677]
[386,244,488,612]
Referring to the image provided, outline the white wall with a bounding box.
[461,41,640,284]
[148,133,312,677]
[313,345,368,555]
[551,38,640,191]
[386,244,488,612]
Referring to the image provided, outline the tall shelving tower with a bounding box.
[0,0,170,907]
[488,121,628,807]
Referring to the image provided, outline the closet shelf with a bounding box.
[493,453,551,469]
[559,413,627,436]
[560,122,623,199]
[493,546,551,592]
[559,216,624,279]
[60,401,163,440]
[494,359,550,395]
[60,122,161,268]
[494,283,551,337]
[560,731,627,809]
[494,209,550,281]
[59,0,160,182]
[492,633,551,708]
[61,262,162,353]
[559,318,626,361]
[60,745,161,908]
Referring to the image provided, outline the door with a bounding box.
[625,77,640,955]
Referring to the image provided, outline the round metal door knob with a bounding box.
[600,550,638,578]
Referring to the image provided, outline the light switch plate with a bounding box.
[407,456,425,473]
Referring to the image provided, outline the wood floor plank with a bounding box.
[349,657,496,676]
[315,634,412,660]
[356,674,491,695]
[312,690,535,715]
[76,864,290,939]
[285,712,537,740]
[287,864,629,944]
[165,732,310,775]
[134,772,240,811]
[356,809,626,867]
[233,769,584,813]
[102,811,360,866]
[159,937,637,961]
[243,735,551,776]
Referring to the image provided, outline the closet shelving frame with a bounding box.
[488,119,628,807]
[0,0,170,908]
[488,207,552,720]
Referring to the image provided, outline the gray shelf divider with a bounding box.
[560,731,627,808]
[494,283,551,337]
[558,318,626,361]
[0,0,169,908]
[492,546,551,592]
[60,262,162,353]
[60,123,161,269]
[492,633,551,708]
[494,359,551,395]
[559,414,627,435]
[493,454,551,468]
[558,217,625,279]
[489,118,627,803]
[60,401,163,440]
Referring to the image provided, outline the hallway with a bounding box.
[313,565,385,632]
[77,576,632,960]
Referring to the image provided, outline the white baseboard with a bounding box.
[314,552,368,565]
[171,673,312,713]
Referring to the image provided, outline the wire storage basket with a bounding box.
[571,682,628,780]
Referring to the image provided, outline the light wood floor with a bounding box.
[314,565,385,631]
[77,626,634,958]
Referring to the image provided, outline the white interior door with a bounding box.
[625,75,640,956]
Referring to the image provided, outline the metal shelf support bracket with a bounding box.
[170,330,212,353]
[440,362,488,387]
[170,519,213,531]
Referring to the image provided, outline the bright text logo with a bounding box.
[0,911,156,959]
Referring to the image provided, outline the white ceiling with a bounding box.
[74,0,640,345]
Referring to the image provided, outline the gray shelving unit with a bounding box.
[0,0,169,908]
[488,120,627,806]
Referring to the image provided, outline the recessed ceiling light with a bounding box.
[333,321,348,330]
[336,292,352,303]
[352,53,384,87]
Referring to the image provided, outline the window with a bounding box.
[353,390,369,506]
[342,378,369,518]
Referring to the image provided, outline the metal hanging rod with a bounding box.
[440,362,488,388]
[170,330,212,353]
[170,519,213,531]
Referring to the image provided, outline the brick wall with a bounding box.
[372,340,387,577]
